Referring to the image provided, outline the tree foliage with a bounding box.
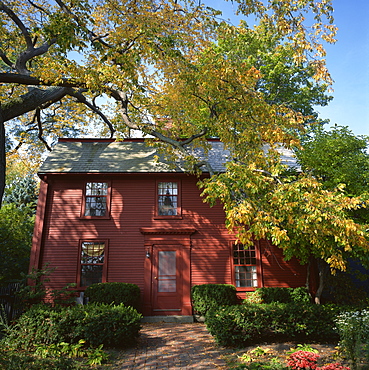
[0,0,335,196]
[201,164,368,272]
[297,126,369,226]
[4,174,38,209]
[2,0,367,279]
[0,203,34,283]
[297,126,369,197]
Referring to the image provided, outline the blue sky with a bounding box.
[204,0,369,137]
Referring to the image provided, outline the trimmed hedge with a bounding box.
[191,284,238,316]
[84,282,141,310]
[4,303,142,350]
[205,302,340,347]
[245,287,311,304]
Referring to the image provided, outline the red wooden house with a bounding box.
[30,138,309,316]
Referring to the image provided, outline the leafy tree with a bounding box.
[295,126,369,302]
[2,0,366,302]
[153,16,368,297]
[0,203,35,283]
[297,125,369,198]
[0,0,335,202]
[3,174,38,210]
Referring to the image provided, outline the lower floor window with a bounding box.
[80,241,105,287]
[233,243,258,288]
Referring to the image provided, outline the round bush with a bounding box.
[191,284,238,316]
[4,303,142,350]
[74,303,142,348]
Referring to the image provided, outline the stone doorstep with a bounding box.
[141,315,195,323]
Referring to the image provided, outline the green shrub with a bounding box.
[290,286,312,304]
[205,302,338,347]
[3,302,142,350]
[0,347,76,370]
[191,284,239,316]
[84,282,141,310]
[3,304,67,349]
[73,303,142,348]
[244,287,311,304]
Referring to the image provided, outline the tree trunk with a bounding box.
[0,107,5,207]
[314,258,329,304]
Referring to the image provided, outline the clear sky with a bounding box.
[319,0,369,137]
[204,0,369,137]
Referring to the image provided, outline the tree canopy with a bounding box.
[1,0,335,196]
[297,125,369,197]
[0,203,35,283]
[1,0,368,281]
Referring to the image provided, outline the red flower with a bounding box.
[287,351,320,370]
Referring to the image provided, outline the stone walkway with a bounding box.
[111,323,228,369]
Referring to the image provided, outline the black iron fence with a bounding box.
[0,282,23,323]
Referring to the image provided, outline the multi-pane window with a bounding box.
[84,182,108,217]
[158,182,178,216]
[80,241,105,287]
[233,243,258,288]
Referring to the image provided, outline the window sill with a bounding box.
[153,215,183,220]
[80,215,111,220]
[235,287,258,291]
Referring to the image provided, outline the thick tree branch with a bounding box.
[0,1,33,49]
[0,1,56,74]
[181,128,208,146]
[1,86,72,122]
[16,40,56,74]
[0,73,86,88]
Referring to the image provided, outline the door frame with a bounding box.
[140,228,195,316]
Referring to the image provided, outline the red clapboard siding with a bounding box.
[259,239,308,288]
[32,171,312,311]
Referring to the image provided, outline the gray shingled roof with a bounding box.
[39,139,299,174]
[38,140,230,174]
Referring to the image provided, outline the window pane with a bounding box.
[80,242,105,287]
[86,182,108,196]
[234,266,257,288]
[158,251,176,276]
[158,277,176,292]
[81,264,103,287]
[233,243,258,288]
[81,242,105,264]
[85,183,108,216]
[85,197,107,216]
[233,244,256,264]
[158,182,178,216]
[158,251,176,292]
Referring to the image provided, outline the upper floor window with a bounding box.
[157,182,178,216]
[79,241,107,287]
[83,182,110,217]
[233,243,258,288]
